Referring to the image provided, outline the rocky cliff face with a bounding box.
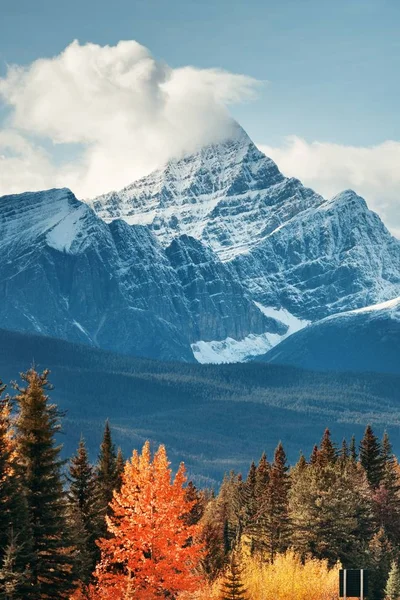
[2,123,400,363]
[91,126,400,325]
[0,188,276,361]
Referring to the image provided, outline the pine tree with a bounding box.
[290,448,374,567]
[0,532,30,600]
[360,425,384,489]
[373,432,400,544]
[219,553,247,600]
[296,452,307,472]
[318,428,336,467]
[264,442,290,561]
[91,442,204,599]
[350,435,357,463]
[115,447,125,492]
[255,452,270,498]
[96,421,119,520]
[339,439,349,467]
[13,368,75,599]
[310,444,319,465]
[68,436,101,584]
[385,561,400,600]
[368,527,394,600]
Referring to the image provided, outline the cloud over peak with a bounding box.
[0,39,258,197]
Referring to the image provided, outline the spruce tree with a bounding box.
[318,428,337,466]
[310,444,319,465]
[360,425,384,489]
[350,435,357,462]
[255,452,270,497]
[115,446,125,491]
[339,439,349,467]
[385,561,400,600]
[220,553,247,600]
[264,442,290,561]
[13,368,75,599]
[96,420,119,521]
[68,436,101,583]
[373,432,400,544]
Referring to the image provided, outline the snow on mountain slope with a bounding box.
[0,188,279,362]
[259,296,400,374]
[89,125,287,258]
[89,126,400,323]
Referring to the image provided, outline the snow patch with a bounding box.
[350,297,400,314]
[46,205,88,253]
[191,331,283,364]
[254,303,309,336]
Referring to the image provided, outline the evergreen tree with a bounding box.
[368,528,394,600]
[360,425,384,489]
[350,435,357,463]
[13,368,75,599]
[184,480,207,526]
[115,446,125,492]
[339,439,349,468]
[385,561,400,600]
[296,452,307,472]
[290,453,374,566]
[240,462,261,555]
[219,553,247,600]
[318,428,336,467]
[96,421,119,525]
[200,473,241,579]
[255,452,270,498]
[68,436,101,584]
[264,442,290,561]
[373,432,400,544]
[310,444,319,465]
[0,532,30,600]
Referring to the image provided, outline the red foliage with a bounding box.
[90,441,204,599]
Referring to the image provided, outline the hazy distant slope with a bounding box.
[1,328,400,485]
[260,297,400,375]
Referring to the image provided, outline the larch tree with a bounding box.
[91,441,205,599]
[0,381,30,598]
[13,368,75,599]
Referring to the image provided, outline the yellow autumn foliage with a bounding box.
[192,551,340,600]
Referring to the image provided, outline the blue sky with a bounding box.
[0,0,399,233]
[1,0,399,145]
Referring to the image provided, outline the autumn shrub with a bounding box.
[195,551,340,600]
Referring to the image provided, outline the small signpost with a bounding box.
[339,569,368,600]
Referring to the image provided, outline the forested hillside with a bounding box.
[1,328,400,484]
[1,370,399,599]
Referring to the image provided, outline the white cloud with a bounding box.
[259,137,400,237]
[0,39,258,197]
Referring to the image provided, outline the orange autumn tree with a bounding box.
[90,441,204,599]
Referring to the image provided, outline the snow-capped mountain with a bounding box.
[2,124,400,364]
[0,188,279,361]
[259,297,400,374]
[90,126,400,323]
